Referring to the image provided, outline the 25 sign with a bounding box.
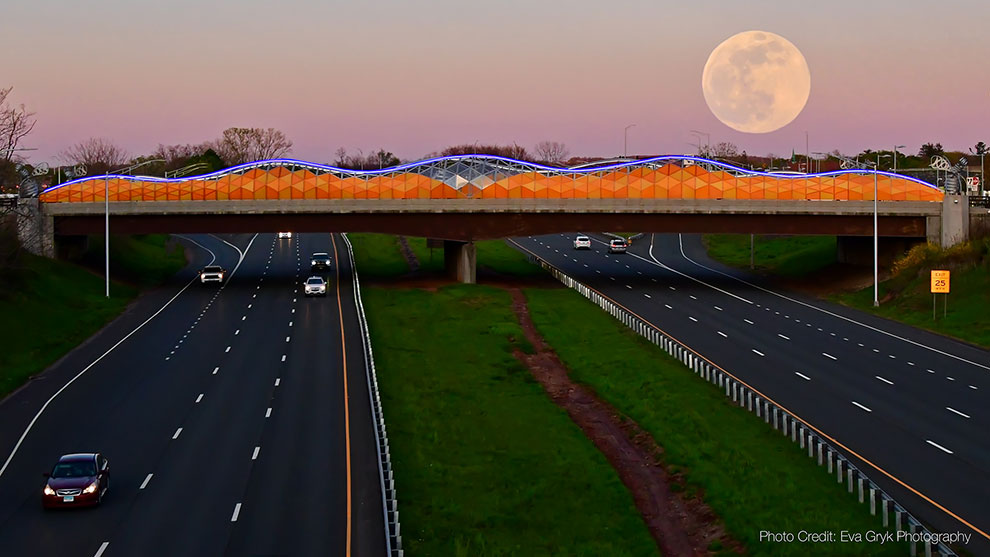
[930,270,950,294]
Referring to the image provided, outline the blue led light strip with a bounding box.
[41,154,939,195]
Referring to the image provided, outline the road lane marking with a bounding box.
[248,304,252,309]
[851,401,872,412]
[94,542,109,557]
[669,286,676,291]
[689,295,697,300]
[795,372,811,381]
[252,447,261,460]
[858,343,864,347]
[778,334,790,340]
[717,331,728,338]
[275,378,280,387]
[888,355,896,359]
[265,408,272,418]
[664,304,673,309]
[231,503,242,521]
[172,428,182,439]
[292,308,296,314]
[289,321,293,327]
[907,362,915,366]
[0,234,232,479]
[140,474,153,490]
[644,294,651,299]
[195,394,203,403]
[971,385,978,390]
[744,319,754,325]
[752,349,765,356]
[873,348,880,353]
[823,352,837,360]
[946,407,970,419]
[225,346,231,353]
[689,316,698,322]
[714,306,722,311]
[281,355,286,362]
[876,376,894,385]
[286,336,291,342]
[241,316,246,321]
[213,366,219,375]
[927,369,935,374]
[626,285,632,289]
[235,329,240,335]
[947,376,955,381]
[926,440,953,455]
[329,235,354,557]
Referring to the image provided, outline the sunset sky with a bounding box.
[4,0,989,164]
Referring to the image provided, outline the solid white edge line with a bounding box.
[231,503,242,521]
[946,407,970,419]
[638,235,752,304]
[0,235,222,479]
[94,542,110,557]
[851,401,872,412]
[674,233,990,372]
[795,372,811,381]
[926,440,954,454]
[139,473,153,490]
[876,375,894,385]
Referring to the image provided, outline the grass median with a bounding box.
[362,285,656,556]
[704,234,837,277]
[523,288,900,555]
[0,234,184,399]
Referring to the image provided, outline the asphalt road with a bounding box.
[0,233,386,557]
[511,232,990,555]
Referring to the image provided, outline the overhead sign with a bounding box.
[930,270,950,293]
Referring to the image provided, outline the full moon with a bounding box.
[702,30,811,133]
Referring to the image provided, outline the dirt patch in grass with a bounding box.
[396,235,420,273]
[506,288,740,557]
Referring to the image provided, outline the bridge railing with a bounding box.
[513,239,958,557]
[341,233,403,557]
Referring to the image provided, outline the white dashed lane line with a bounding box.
[970,385,979,390]
[195,394,203,403]
[876,376,894,385]
[851,401,872,413]
[752,349,765,356]
[717,331,728,338]
[234,329,240,335]
[252,447,261,460]
[172,428,182,440]
[275,378,281,387]
[795,372,811,381]
[689,316,698,322]
[946,407,971,419]
[926,440,954,455]
[213,366,219,375]
[285,336,291,343]
[689,295,697,300]
[225,346,231,353]
[927,369,936,374]
[664,304,673,310]
[643,294,651,299]
[231,503,242,522]
[281,355,286,362]
[139,473,153,490]
[713,306,722,311]
[94,542,110,557]
[265,408,272,418]
[625,285,632,289]
[778,334,790,341]
[743,319,754,325]
[823,353,837,360]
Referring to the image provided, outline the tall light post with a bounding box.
[892,145,906,173]
[623,124,636,157]
[690,129,710,157]
[871,153,891,307]
[103,159,165,297]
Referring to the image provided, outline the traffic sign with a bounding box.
[931,270,950,293]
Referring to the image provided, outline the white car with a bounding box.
[199,265,225,283]
[608,239,628,254]
[573,235,591,250]
[278,232,292,239]
[304,276,327,296]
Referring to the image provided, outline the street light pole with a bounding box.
[104,158,166,298]
[873,156,878,307]
[892,145,906,173]
[623,124,636,157]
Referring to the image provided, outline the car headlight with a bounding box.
[43,485,55,496]
[82,480,99,494]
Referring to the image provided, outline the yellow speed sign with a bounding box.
[930,270,950,293]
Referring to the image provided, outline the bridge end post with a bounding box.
[443,240,476,284]
[15,199,55,258]
[940,194,969,248]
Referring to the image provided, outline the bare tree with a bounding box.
[334,147,347,167]
[0,87,37,164]
[60,138,129,175]
[711,141,738,158]
[212,127,293,165]
[534,141,570,165]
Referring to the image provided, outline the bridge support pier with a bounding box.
[940,194,969,247]
[443,240,476,284]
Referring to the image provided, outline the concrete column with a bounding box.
[443,240,476,284]
[15,198,55,258]
[941,194,969,247]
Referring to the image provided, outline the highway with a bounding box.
[511,232,990,555]
[0,233,386,556]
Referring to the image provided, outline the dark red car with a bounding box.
[42,453,110,509]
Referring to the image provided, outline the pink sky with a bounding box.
[4,0,988,164]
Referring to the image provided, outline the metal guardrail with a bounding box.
[516,242,957,557]
[341,233,403,556]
